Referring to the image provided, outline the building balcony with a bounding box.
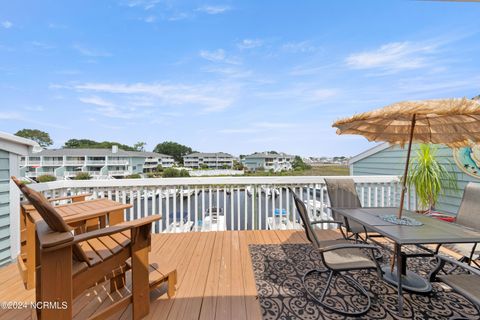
[42,161,64,166]
[65,160,85,165]
[107,160,129,165]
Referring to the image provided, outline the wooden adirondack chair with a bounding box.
[12,177,175,320]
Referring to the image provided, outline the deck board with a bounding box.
[0,230,319,320]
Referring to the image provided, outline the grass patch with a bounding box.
[245,165,349,176]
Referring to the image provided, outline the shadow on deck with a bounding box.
[0,229,333,320]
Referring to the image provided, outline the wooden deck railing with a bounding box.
[29,176,409,233]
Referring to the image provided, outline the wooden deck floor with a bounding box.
[0,229,340,320]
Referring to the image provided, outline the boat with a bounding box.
[261,186,280,197]
[161,188,195,198]
[267,208,300,230]
[199,207,226,232]
[303,199,335,229]
[163,212,194,233]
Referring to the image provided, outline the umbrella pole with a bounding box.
[397,114,417,219]
[390,114,417,272]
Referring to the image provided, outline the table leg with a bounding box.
[396,243,403,315]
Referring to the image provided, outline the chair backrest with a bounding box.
[456,182,480,230]
[324,178,362,209]
[11,176,89,263]
[288,187,320,249]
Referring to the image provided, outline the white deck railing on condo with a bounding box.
[30,176,411,234]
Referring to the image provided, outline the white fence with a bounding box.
[30,176,408,233]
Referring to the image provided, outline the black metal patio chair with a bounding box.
[289,187,383,316]
[437,182,480,268]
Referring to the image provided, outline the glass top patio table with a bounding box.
[332,207,480,315]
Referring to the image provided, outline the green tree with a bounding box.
[63,139,136,151]
[155,164,164,172]
[133,141,146,152]
[153,141,193,164]
[15,129,53,148]
[292,156,311,171]
[233,160,244,170]
[200,164,209,170]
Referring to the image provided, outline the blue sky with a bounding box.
[1,0,479,157]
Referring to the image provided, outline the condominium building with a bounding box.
[143,153,175,172]
[243,152,294,172]
[19,146,174,179]
[183,152,234,169]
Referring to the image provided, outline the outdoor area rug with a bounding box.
[249,243,480,320]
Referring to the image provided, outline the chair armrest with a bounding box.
[36,221,74,250]
[73,215,161,244]
[311,220,343,226]
[429,255,480,282]
[319,243,381,254]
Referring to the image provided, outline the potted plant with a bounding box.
[407,144,459,213]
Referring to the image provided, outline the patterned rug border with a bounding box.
[249,243,480,320]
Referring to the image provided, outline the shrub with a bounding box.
[37,174,56,183]
[74,172,92,180]
[162,168,190,178]
[155,164,164,172]
[126,173,142,179]
[200,164,209,170]
[146,172,158,178]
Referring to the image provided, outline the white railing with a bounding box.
[107,160,129,165]
[29,176,408,234]
[65,160,85,165]
[86,160,106,165]
[42,161,64,166]
[108,170,129,175]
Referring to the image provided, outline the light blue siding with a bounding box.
[0,150,10,266]
[352,144,479,215]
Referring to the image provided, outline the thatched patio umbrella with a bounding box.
[333,98,480,220]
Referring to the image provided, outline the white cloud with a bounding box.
[282,41,316,53]
[31,41,55,50]
[1,21,12,29]
[73,43,111,57]
[345,41,437,73]
[256,85,339,104]
[0,111,22,120]
[237,39,263,49]
[79,96,115,107]
[253,122,296,129]
[200,49,226,62]
[25,106,45,112]
[199,49,240,64]
[144,15,156,23]
[125,0,160,10]
[197,5,231,15]
[73,81,239,113]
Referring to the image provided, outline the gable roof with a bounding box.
[0,131,39,155]
[184,152,233,158]
[348,142,391,165]
[245,152,294,159]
